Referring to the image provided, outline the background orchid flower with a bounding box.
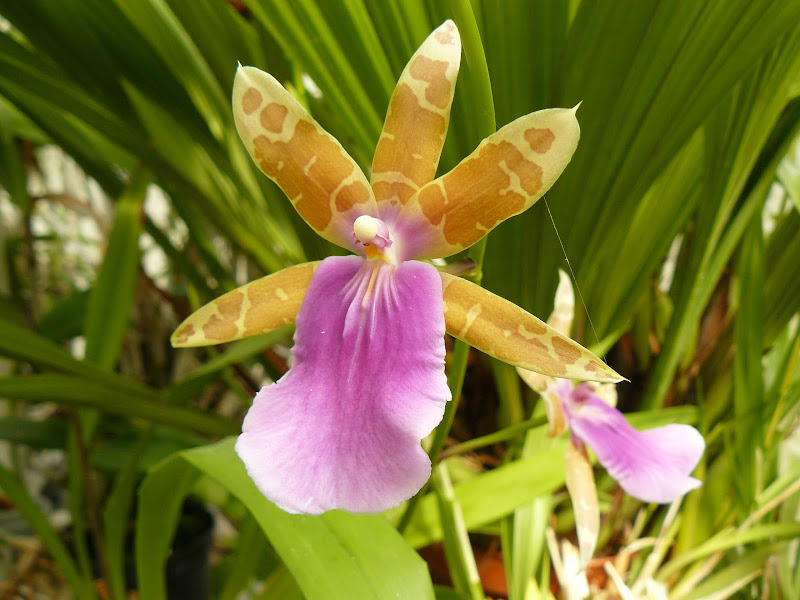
[518,270,705,565]
[172,21,622,515]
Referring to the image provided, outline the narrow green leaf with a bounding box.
[256,564,305,600]
[218,515,269,600]
[247,0,385,162]
[764,207,800,344]
[35,290,90,343]
[0,124,29,209]
[403,444,567,549]
[0,375,237,437]
[84,166,147,371]
[677,544,785,600]
[102,430,151,600]
[731,213,765,505]
[659,523,800,581]
[135,453,202,600]
[113,0,230,138]
[0,416,68,448]
[433,464,484,600]
[0,317,164,408]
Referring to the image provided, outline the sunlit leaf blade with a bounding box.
[171,261,319,347]
[440,273,621,383]
[137,438,435,600]
[402,444,567,549]
[432,463,484,600]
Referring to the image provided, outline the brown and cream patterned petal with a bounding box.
[171,262,320,348]
[233,66,376,251]
[399,107,580,260]
[370,20,461,222]
[440,272,622,382]
[565,439,599,568]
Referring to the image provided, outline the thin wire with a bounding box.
[543,196,603,353]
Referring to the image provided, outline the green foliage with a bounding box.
[0,0,799,598]
[137,438,434,600]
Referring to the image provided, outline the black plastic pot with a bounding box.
[88,498,214,600]
[165,499,214,600]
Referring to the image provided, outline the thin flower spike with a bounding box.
[173,21,623,515]
[518,271,704,563]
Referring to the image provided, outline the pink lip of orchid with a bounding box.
[518,270,704,564]
[171,20,623,515]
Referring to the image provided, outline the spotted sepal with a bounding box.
[171,262,320,348]
[233,66,377,251]
[400,107,581,260]
[371,20,461,222]
[439,272,621,382]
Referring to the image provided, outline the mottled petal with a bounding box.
[565,438,599,567]
[397,106,580,260]
[371,20,461,223]
[236,256,449,514]
[171,262,320,347]
[562,384,705,504]
[440,273,623,383]
[233,66,377,251]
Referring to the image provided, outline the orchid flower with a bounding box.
[518,271,705,564]
[172,21,622,515]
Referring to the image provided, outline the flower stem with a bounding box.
[397,0,496,534]
[438,415,548,460]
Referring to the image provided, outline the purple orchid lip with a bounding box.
[561,383,704,504]
[236,256,449,514]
